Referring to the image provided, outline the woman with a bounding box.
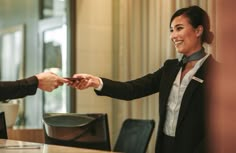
[69,5,216,153]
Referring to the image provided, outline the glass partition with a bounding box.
[43,25,67,113]
[39,0,75,115]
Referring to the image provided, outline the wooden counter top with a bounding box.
[0,139,119,153]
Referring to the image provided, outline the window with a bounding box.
[21,0,75,128]
[39,0,75,114]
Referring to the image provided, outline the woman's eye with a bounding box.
[170,29,173,33]
[176,27,183,31]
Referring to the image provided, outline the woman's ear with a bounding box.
[196,25,203,37]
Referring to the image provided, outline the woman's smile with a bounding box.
[170,15,202,56]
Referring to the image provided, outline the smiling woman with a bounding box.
[170,15,203,56]
[169,6,214,56]
[68,5,217,153]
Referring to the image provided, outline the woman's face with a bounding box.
[170,15,202,56]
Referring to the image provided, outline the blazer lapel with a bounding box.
[176,56,211,129]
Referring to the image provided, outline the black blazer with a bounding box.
[0,76,38,101]
[95,55,216,153]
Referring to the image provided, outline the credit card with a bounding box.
[64,77,82,81]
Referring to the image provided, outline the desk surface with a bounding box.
[0,139,118,153]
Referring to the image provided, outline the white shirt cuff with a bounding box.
[95,78,103,91]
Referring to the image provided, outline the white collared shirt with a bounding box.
[163,54,209,137]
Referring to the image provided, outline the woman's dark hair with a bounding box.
[170,5,214,44]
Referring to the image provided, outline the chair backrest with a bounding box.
[43,113,111,151]
[113,118,155,153]
[0,111,8,139]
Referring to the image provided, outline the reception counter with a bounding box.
[0,139,119,153]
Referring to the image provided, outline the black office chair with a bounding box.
[113,118,155,153]
[43,113,111,151]
[0,112,8,139]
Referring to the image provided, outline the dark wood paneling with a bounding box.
[7,128,45,143]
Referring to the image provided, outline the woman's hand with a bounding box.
[67,74,101,90]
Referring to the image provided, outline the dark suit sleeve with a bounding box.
[0,76,38,101]
[94,67,164,100]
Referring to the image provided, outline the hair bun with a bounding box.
[205,31,214,44]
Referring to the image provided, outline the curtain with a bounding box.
[111,0,216,152]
